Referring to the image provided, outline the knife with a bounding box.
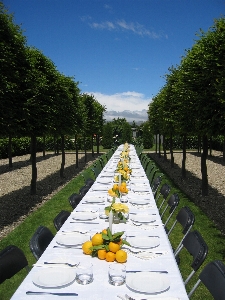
[126,270,168,273]
[26,291,78,296]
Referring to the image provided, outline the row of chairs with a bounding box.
[0,148,116,286]
[138,150,225,299]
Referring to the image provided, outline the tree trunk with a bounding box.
[96,134,100,154]
[30,135,37,195]
[84,138,87,163]
[209,137,212,156]
[201,135,208,196]
[56,138,59,155]
[158,134,161,158]
[60,135,65,178]
[182,134,187,179]
[170,133,174,168]
[8,135,13,168]
[163,135,167,161]
[155,134,158,154]
[75,135,79,168]
[42,135,46,157]
[223,134,225,163]
[54,136,57,155]
[91,135,95,157]
[198,135,201,153]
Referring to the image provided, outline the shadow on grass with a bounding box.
[148,152,225,236]
[0,152,100,232]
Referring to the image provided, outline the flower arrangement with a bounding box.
[105,198,129,222]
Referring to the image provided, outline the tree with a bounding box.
[0,2,28,167]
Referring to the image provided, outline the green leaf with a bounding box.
[122,240,131,247]
[107,227,113,241]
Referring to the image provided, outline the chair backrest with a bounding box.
[161,193,180,225]
[53,210,71,231]
[175,230,208,285]
[79,185,90,197]
[151,175,163,196]
[188,260,225,299]
[81,172,95,187]
[29,226,54,260]
[156,183,170,203]
[167,206,195,254]
[91,165,101,179]
[68,193,82,209]
[148,167,160,185]
[0,245,29,284]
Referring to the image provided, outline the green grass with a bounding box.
[0,166,95,299]
[0,151,224,299]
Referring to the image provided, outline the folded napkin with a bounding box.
[124,249,168,260]
[129,297,180,300]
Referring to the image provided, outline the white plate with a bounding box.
[83,198,105,204]
[126,272,170,294]
[130,215,156,223]
[92,185,110,191]
[129,199,150,205]
[132,186,150,192]
[56,233,90,246]
[72,212,97,221]
[127,236,160,249]
[32,268,75,288]
[96,178,112,184]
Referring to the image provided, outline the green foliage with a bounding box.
[102,122,114,148]
[121,121,132,143]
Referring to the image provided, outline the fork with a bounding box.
[44,262,80,267]
[61,230,88,234]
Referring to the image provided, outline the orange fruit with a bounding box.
[113,184,119,191]
[82,241,93,255]
[121,182,127,187]
[119,185,127,193]
[115,250,127,263]
[102,229,107,235]
[98,249,107,260]
[91,233,103,246]
[124,166,128,172]
[105,251,116,262]
[109,242,120,253]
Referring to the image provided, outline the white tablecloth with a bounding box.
[11,145,188,300]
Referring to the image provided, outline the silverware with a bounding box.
[26,291,78,296]
[44,262,80,267]
[69,221,99,224]
[126,270,168,273]
[53,246,82,249]
[61,230,88,234]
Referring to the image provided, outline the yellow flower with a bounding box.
[112,203,129,213]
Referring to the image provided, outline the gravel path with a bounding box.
[149,150,225,235]
[0,152,99,240]
[0,149,225,241]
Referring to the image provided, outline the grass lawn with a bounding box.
[0,150,224,299]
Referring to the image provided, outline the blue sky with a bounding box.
[3,0,225,122]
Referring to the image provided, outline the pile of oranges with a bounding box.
[108,182,128,197]
[82,229,128,263]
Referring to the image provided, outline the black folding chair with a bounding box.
[161,193,180,227]
[79,185,90,197]
[167,206,195,255]
[151,174,163,196]
[81,172,95,187]
[175,230,208,285]
[156,183,171,209]
[53,210,71,231]
[0,245,29,284]
[29,226,54,260]
[188,260,225,299]
[68,193,82,209]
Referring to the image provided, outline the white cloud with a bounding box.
[84,18,166,39]
[85,91,152,122]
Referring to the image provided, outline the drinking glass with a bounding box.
[108,264,126,286]
[76,262,93,285]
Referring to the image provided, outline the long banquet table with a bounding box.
[11,144,189,300]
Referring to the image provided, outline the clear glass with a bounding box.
[76,263,93,285]
[99,208,109,219]
[108,264,126,286]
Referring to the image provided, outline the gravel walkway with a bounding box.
[149,150,225,235]
[0,149,225,241]
[0,152,99,241]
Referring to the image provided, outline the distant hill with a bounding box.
[104,109,148,123]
